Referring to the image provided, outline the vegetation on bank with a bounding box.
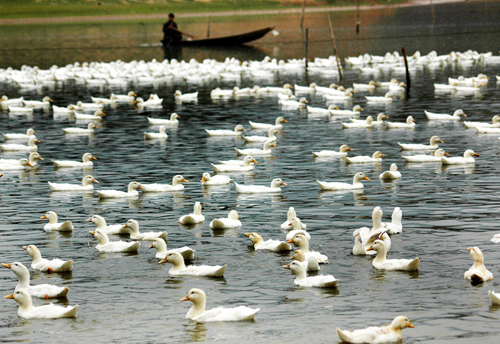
[1,0,410,20]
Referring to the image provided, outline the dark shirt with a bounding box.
[163,20,182,43]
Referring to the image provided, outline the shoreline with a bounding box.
[0,0,464,25]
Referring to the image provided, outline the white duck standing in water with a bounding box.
[5,289,78,319]
[149,238,194,260]
[281,207,307,230]
[282,260,337,288]
[245,232,291,252]
[235,178,287,193]
[366,239,420,271]
[2,262,69,299]
[89,229,140,253]
[48,175,98,192]
[40,211,74,232]
[159,252,226,277]
[210,210,242,229]
[464,246,493,283]
[122,219,168,241]
[180,288,259,322]
[141,175,189,192]
[290,249,320,272]
[23,245,73,273]
[336,315,415,344]
[379,163,402,180]
[86,214,129,235]
[179,202,205,224]
[287,233,328,263]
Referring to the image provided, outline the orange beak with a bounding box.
[286,239,294,244]
[348,148,353,151]
[201,176,206,182]
[408,323,415,328]
[92,179,99,184]
[91,156,97,160]
[444,152,450,156]
[36,140,41,143]
[380,154,385,157]
[40,215,46,219]
[138,185,145,190]
[38,156,44,160]
[27,162,33,167]
[242,128,247,132]
[149,244,154,249]
[466,247,472,252]
[22,246,28,251]
[473,153,480,157]
[180,296,189,301]
[252,159,259,164]
[158,257,167,264]
[89,231,95,236]
[275,130,280,134]
[182,178,189,183]
[281,181,287,186]
[271,144,277,148]
[366,246,374,251]
[245,233,251,237]
[4,293,14,299]
[1,263,12,269]
[282,119,288,123]
[86,218,92,222]
[282,264,290,269]
[438,140,444,144]
[363,176,371,181]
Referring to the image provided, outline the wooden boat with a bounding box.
[169,27,273,47]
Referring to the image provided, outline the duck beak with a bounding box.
[462,114,467,117]
[1,263,12,269]
[36,140,41,143]
[271,144,277,148]
[101,112,106,116]
[286,239,294,244]
[275,130,280,134]
[366,246,374,251]
[444,152,450,156]
[287,222,292,226]
[467,247,472,252]
[158,257,167,264]
[92,179,99,184]
[281,181,288,186]
[201,176,206,182]
[22,246,28,251]
[182,178,189,183]
[359,107,364,111]
[408,323,415,328]
[282,119,288,123]
[242,128,247,132]
[89,231,95,236]
[245,233,251,237]
[86,218,92,222]
[413,119,416,122]
[380,154,385,157]
[138,185,145,190]
[473,153,480,157]
[38,156,44,160]
[180,296,189,301]
[348,148,353,151]
[91,156,97,160]
[27,162,33,167]
[40,215,46,219]
[149,244,154,249]
[176,115,180,118]
[4,294,14,299]
[252,159,259,164]
[438,140,444,143]
[363,176,371,181]
[282,264,291,269]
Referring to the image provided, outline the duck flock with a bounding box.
[1,49,500,343]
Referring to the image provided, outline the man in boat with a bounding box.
[162,13,182,45]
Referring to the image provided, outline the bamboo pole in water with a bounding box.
[300,0,307,30]
[304,28,309,71]
[207,16,211,37]
[402,47,411,98]
[327,13,343,81]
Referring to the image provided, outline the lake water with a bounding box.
[1,1,500,343]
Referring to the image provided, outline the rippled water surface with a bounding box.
[1,2,500,344]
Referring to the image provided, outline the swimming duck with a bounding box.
[464,115,500,129]
[110,91,136,105]
[2,262,69,298]
[122,219,168,241]
[206,125,246,136]
[488,291,500,305]
[8,105,34,114]
[235,178,287,193]
[0,152,43,167]
[346,151,384,164]
[180,288,259,322]
[5,289,78,319]
[243,128,278,143]
[200,172,233,185]
[353,81,377,91]
[52,104,76,114]
[307,104,338,115]
[249,116,287,130]
[425,109,466,120]
[98,181,144,198]
[174,90,198,102]
[158,252,226,277]
[385,116,416,129]
[0,95,23,110]
[48,175,98,191]
[464,247,493,283]
[341,116,373,129]
[210,210,241,229]
[367,239,420,271]
[329,105,364,117]
[350,113,388,125]
[147,113,180,125]
[62,122,97,134]
[212,156,258,172]
[284,217,310,241]
[179,202,205,224]
[141,175,189,192]
[134,97,162,109]
[294,83,317,93]
[86,214,128,235]
[355,207,392,255]
[89,229,140,253]
[76,100,103,112]
[245,232,291,252]
[441,149,479,165]
[317,172,370,191]
[2,128,36,140]
[336,315,415,344]
[40,211,74,232]
[365,92,395,103]
[282,261,337,287]
[312,144,352,158]
[290,249,320,272]
[402,148,449,163]
[382,207,403,234]
[235,140,276,156]
[0,136,40,152]
[398,136,443,150]
[287,233,328,263]
[144,125,168,140]
[210,88,234,99]
[74,109,106,121]
[23,245,73,273]
[280,97,308,109]
[0,159,33,170]
[149,238,194,260]
[281,207,307,230]
[379,163,402,180]
[52,152,96,168]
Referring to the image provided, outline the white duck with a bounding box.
[76,100,103,112]
[367,240,420,271]
[62,122,97,134]
[98,181,144,198]
[40,211,74,232]
[290,249,320,272]
[342,116,373,129]
[379,164,402,180]
[336,315,415,344]
[425,109,466,120]
[110,91,136,105]
[286,233,328,263]
[0,159,33,170]
[488,291,500,305]
[149,238,194,260]
[441,149,479,165]
[346,151,384,164]
[48,175,98,192]
[307,104,338,115]
[147,113,180,126]
[122,219,168,241]
[355,207,392,256]
[2,262,69,298]
[174,90,198,101]
[398,136,443,150]
[249,116,287,130]
[159,252,226,277]
[52,104,76,114]
[0,95,23,110]
[52,152,96,168]
[144,125,168,140]
[0,136,39,152]
[284,217,310,241]
[141,175,189,192]
[312,144,353,158]
[243,128,278,143]
[235,140,276,156]
[89,229,141,253]
[281,207,307,230]
[350,113,388,125]
[212,156,258,172]
[329,105,364,117]
[23,245,73,273]
[317,172,370,191]
[464,115,500,129]
[382,207,403,234]
[86,215,128,235]
[210,210,242,229]
[282,260,337,288]
[201,172,233,185]
[385,116,416,129]
[179,202,205,224]
[74,109,106,121]
[5,289,78,319]
[2,128,36,140]
[206,125,246,136]
[235,178,287,193]
[365,92,395,103]
[180,288,259,322]
[464,247,493,283]
[245,232,291,252]
[280,97,308,109]
[0,152,43,167]
[402,148,449,162]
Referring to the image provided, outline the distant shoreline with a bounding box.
[0,0,464,25]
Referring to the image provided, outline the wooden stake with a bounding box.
[327,13,343,81]
[402,47,411,98]
[207,16,211,38]
[300,0,307,30]
[304,28,309,71]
